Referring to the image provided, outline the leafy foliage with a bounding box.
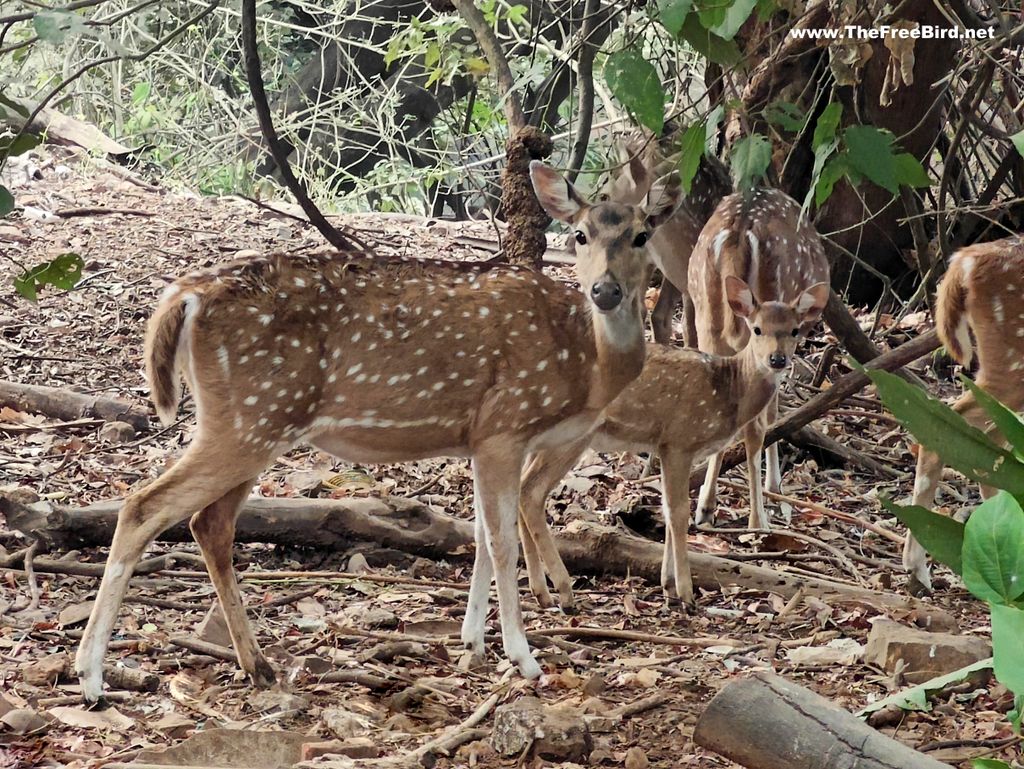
[730,133,771,192]
[676,122,707,194]
[604,49,665,134]
[13,254,85,301]
[881,499,964,574]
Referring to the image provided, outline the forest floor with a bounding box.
[0,147,1019,769]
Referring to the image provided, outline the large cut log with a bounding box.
[1,492,922,611]
[0,380,150,433]
[694,672,953,769]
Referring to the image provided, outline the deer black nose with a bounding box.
[591,281,623,311]
[769,352,788,370]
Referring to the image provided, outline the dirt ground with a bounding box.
[0,147,1019,768]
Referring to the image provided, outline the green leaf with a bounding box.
[730,133,771,192]
[12,253,84,302]
[892,152,929,188]
[755,0,776,21]
[812,102,843,151]
[677,123,706,194]
[657,0,693,35]
[0,186,13,217]
[765,100,806,132]
[678,14,742,66]
[1010,693,1023,733]
[33,10,87,43]
[0,93,29,119]
[132,82,151,104]
[708,0,757,40]
[0,133,41,159]
[857,657,992,716]
[972,760,1012,769]
[814,151,847,207]
[868,368,1024,496]
[991,603,1024,696]
[604,49,665,134]
[696,0,730,30]
[881,498,964,575]
[1011,129,1024,161]
[962,492,1024,604]
[961,377,1024,460]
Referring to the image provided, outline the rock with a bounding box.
[361,607,399,630]
[864,618,991,684]
[300,738,379,760]
[582,674,607,697]
[321,708,372,740]
[624,746,649,769]
[909,606,960,634]
[137,728,308,769]
[196,603,233,648]
[491,696,592,763]
[346,552,370,574]
[247,690,308,715]
[0,709,50,734]
[99,420,136,442]
[21,653,69,687]
[58,600,94,627]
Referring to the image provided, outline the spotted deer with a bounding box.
[599,139,729,346]
[688,188,830,528]
[74,162,682,701]
[903,236,1024,593]
[517,276,830,609]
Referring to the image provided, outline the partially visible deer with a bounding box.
[74,162,682,702]
[598,138,730,346]
[517,277,829,609]
[688,188,830,527]
[904,236,1024,593]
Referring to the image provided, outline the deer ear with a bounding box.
[530,161,587,223]
[725,275,757,318]
[643,171,682,229]
[624,144,648,193]
[794,282,830,322]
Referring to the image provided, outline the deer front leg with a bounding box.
[762,392,791,523]
[743,420,769,530]
[651,280,682,345]
[461,495,494,662]
[659,445,695,606]
[189,478,275,688]
[695,451,725,526]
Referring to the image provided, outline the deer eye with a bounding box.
[632,232,648,248]
[791,328,799,337]
[575,231,587,245]
[753,326,762,336]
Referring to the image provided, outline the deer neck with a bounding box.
[588,297,646,408]
[733,346,781,425]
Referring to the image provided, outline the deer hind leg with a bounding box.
[461,492,494,662]
[695,452,725,526]
[762,393,791,523]
[519,440,588,612]
[189,478,274,687]
[76,441,268,703]
[651,279,682,345]
[742,418,769,530]
[659,445,695,606]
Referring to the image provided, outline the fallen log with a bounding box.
[689,329,940,490]
[0,379,150,433]
[693,672,953,769]
[1,492,923,611]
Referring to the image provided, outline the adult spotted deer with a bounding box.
[517,277,829,609]
[904,236,1024,593]
[74,162,682,702]
[688,188,830,528]
[599,140,729,346]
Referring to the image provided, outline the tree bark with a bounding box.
[1,492,923,611]
[0,379,150,432]
[694,672,954,769]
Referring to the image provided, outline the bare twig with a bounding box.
[566,0,601,184]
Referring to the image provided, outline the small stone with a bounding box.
[624,746,649,769]
[321,708,371,740]
[247,690,308,715]
[196,603,233,648]
[99,421,136,442]
[347,553,370,574]
[491,696,592,763]
[361,607,399,630]
[21,653,69,687]
[909,606,960,634]
[301,738,380,760]
[582,674,607,697]
[0,709,50,734]
[234,249,261,259]
[864,618,991,684]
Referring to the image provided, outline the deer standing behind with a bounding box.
[518,276,830,609]
[904,236,1024,593]
[74,162,682,702]
[599,138,729,346]
[688,188,830,529]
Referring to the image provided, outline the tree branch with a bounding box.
[566,0,600,184]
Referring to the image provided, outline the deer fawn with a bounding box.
[600,139,729,346]
[688,188,830,529]
[517,277,829,609]
[74,162,682,701]
[904,236,1024,593]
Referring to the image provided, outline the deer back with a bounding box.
[688,188,829,353]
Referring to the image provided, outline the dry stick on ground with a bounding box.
[694,672,955,769]
[0,379,150,432]
[788,424,900,478]
[1,492,926,610]
[688,329,940,490]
